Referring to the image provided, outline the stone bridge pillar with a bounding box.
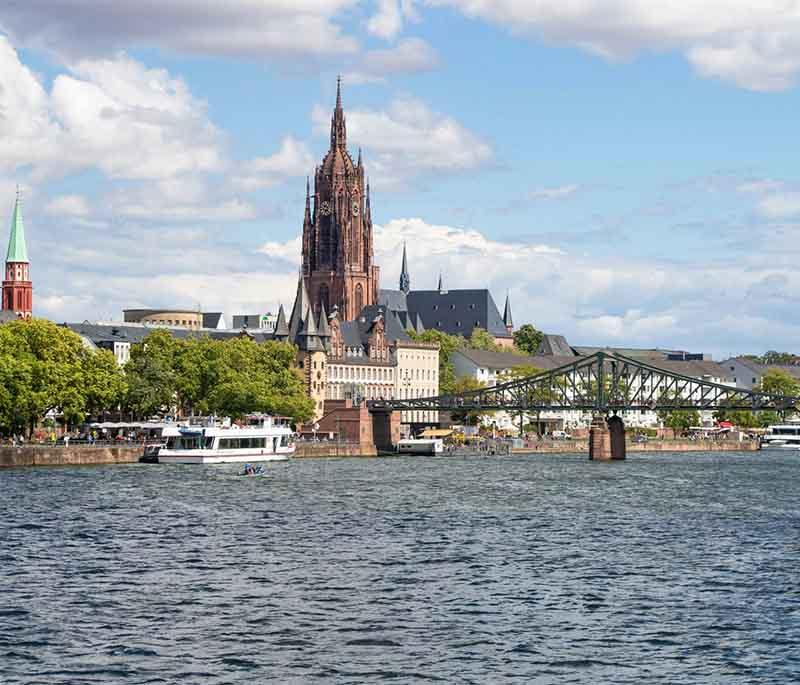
[589,415,626,461]
[371,410,400,453]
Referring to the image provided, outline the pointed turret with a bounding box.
[6,187,28,264]
[399,241,410,294]
[365,181,372,221]
[330,75,347,149]
[288,272,313,343]
[317,302,331,339]
[503,292,514,333]
[273,304,289,340]
[357,147,363,168]
[437,273,444,292]
[298,305,325,352]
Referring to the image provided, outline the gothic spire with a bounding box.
[437,272,443,292]
[357,147,363,167]
[503,292,514,331]
[304,176,312,222]
[317,302,331,338]
[365,180,371,220]
[399,241,410,294]
[7,186,28,264]
[330,75,346,149]
[274,304,289,340]
[288,272,313,343]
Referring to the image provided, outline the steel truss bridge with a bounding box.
[369,351,800,414]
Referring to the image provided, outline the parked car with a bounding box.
[551,430,572,440]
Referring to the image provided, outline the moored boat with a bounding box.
[760,423,800,450]
[143,415,295,464]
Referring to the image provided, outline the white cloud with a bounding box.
[1,1,359,62]
[312,96,492,189]
[45,194,91,217]
[0,37,224,182]
[344,38,440,83]
[758,192,800,219]
[233,137,314,192]
[737,179,785,195]
[29,208,800,356]
[367,0,405,40]
[527,184,581,200]
[426,0,800,91]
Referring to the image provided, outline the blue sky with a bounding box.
[2,1,800,358]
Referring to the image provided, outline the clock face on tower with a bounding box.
[320,201,332,216]
[352,201,360,216]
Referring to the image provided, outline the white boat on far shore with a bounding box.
[760,424,800,450]
[143,415,295,464]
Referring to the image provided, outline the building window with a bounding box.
[450,304,456,310]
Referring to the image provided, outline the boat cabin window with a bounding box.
[280,435,289,447]
[772,427,800,435]
[166,436,203,450]
[218,437,267,450]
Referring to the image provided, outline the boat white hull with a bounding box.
[156,450,293,464]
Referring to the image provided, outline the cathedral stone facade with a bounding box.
[302,79,380,322]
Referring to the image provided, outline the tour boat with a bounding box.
[143,415,296,464]
[760,424,800,450]
[397,438,445,455]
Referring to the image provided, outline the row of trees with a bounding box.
[0,320,314,437]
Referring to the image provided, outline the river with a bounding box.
[2,451,798,684]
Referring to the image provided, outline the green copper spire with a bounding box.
[6,187,29,264]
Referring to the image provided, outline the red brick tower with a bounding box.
[302,78,380,322]
[2,188,32,319]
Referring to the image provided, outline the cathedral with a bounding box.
[301,77,380,322]
[2,189,32,321]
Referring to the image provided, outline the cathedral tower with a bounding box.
[3,188,32,318]
[302,78,380,321]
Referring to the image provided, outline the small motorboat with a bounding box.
[239,464,265,476]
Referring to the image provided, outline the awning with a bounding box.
[420,428,453,438]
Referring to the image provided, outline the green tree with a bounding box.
[760,369,800,397]
[759,351,799,365]
[658,409,700,432]
[468,327,501,352]
[0,319,124,435]
[448,376,492,426]
[209,338,314,422]
[125,330,179,418]
[513,323,544,355]
[83,349,127,420]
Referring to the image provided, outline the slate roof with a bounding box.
[455,348,577,371]
[202,312,225,329]
[405,289,511,339]
[537,334,576,357]
[378,288,408,313]
[64,322,276,347]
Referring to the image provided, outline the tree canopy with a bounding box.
[0,321,314,435]
[513,323,544,355]
[0,319,126,435]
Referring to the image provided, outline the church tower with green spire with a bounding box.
[3,187,33,318]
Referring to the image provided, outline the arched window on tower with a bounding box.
[354,283,364,314]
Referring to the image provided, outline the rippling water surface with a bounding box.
[2,451,799,684]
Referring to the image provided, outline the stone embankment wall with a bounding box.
[513,439,759,454]
[294,443,376,458]
[1,445,142,468]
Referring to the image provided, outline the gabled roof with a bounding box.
[537,334,576,357]
[405,289,511,339]
[378,288,408,313]
[6,192,28,263]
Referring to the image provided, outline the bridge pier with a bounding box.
[371,410,401,453]
[589,415,626,461]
